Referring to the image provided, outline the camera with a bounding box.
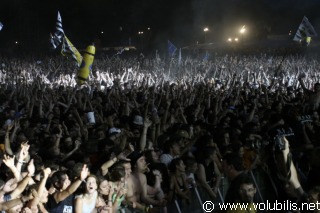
[274,136,286,152]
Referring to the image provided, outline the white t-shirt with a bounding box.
[160,153,174,167]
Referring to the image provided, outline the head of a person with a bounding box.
[169,158,185,174]
[128,151,147,173]
[307,186,320,210]
[184,157,198,174]
[62,137,73,151]
[53,106,61,117]
[107,164,126,183]
[271,101,283,113]
[215,128,230,147]
[99,178,111,196]
[85,175,98,195]
[230,143,244,158]
[175,129,190,146]
[114,160,132,179]
[223,152,244,179]
[131,115,144,136]
[50,171,71,191]
[312,111,319,121]
[144,150,160,163]
[163,140,180,156]
[28,183,49,204]
[238,175,256,203]
[202,146,217,162]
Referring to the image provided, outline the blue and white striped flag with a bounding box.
[168,40,177,57]
[50,11,65,49]
[293,16,317,42]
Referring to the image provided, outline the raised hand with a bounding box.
[27,159,35,177]
[43,167,52,178]
[152,170,161,176]
[143,117,152,128]
[3,155,16,169]
[80,164,89,181]
[75,140,81,149]
[19,142,30,162]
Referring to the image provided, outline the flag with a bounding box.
[0,22,3,31]
[61,35,83,67]
[115,48,125,55]
[178,48,182,65]
[168,40,177,57]
[293,16,318,42]
[203,51,209,61]
[50,33,62,49]
[50,11,65,49]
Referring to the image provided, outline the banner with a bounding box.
[50,11,65,49]
[293,16,317,42]
[61,36,83,67]
[168,40,177,57]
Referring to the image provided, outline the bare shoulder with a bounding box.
[137,173,146,181]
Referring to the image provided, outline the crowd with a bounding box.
[0,50,319,213]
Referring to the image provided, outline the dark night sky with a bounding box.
[0,0,320,51]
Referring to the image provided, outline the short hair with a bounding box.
[50,171,68,189]
[223,152,244,172]
[239,174,255,187]
[107,164,125,182]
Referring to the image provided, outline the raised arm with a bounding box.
[139,117,152,151]
[27,168,51,209]
[10,159,35,199]
[54,164,89,202]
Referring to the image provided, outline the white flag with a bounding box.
[293,16,317,41]
[0,22,3,31]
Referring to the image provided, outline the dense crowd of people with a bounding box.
[0,50,319,212]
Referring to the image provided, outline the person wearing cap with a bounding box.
[108,127,122,143]
[133,115,144,126]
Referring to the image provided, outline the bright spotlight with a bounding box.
[228,38,232,42]
[203,27,209,32]
[15,41,18,44]
[234,38,239,41]
[240,25,246,34]
[101,31,104,34]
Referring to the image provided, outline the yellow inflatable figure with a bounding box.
[77,44,95,85]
